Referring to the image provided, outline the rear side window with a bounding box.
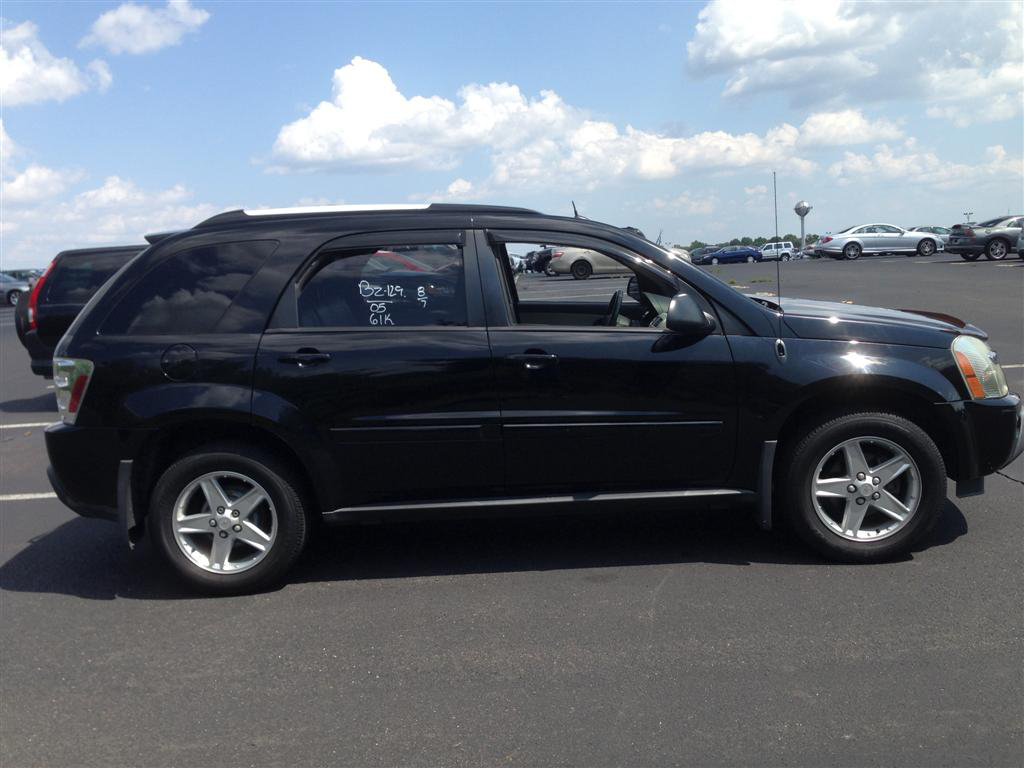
[101,241,275,335]
[45,251,137,304]
[298,244,466,328]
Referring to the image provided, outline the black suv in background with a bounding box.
[44,204,1023,593]
[16,245,145,377]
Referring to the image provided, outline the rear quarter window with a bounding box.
[100,241,276,335]
[45,251,138,305]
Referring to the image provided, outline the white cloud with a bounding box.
[427,178,478,202]
[687,0,1023,126]
[799,110,902,146]
[3,175,220,267]
[1,21,112,105]
[271,57,817,194]
[2,165,85,204]
[652,192,717,216]
[828,142,1021,191]
[0,120,17,165]
[81,0,210,55]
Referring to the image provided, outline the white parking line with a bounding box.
[0,422,54,430]
[1002,364,1024,369]
[0,492,57,502]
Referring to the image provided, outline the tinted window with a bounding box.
[45,251,138,305]
[298,244,466,328]
[101,241,275,335]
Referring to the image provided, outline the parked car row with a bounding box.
[0,272,32,306]
[815,217,1022,261]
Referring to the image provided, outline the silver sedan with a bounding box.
[815,224,942,260]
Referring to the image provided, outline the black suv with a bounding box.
[16,245,145,377]
[45,204,1023,592]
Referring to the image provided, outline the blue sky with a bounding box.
[2,0,1022,267]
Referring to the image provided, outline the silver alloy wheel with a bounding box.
[8,291,20,306]
[172,471,277,573]
[711,257,719,264]
[811,436,921,542]
[988,240,1007,259]
[844,243,861,260]
[919,239,935,256]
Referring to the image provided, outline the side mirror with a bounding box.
[626,275,642,301]
[666,292,716,335]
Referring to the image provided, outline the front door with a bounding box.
[254,231,502,506]
[478,230,738,495]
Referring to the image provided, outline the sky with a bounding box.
[1,0,1022,268]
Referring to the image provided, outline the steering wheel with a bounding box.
[603,289,624,327]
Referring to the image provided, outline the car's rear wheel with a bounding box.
[959,251,980,261]
[570,260,592,279]
[6,291,19,306]
[781,412,945,562]
[916,239,936,257]
[842,243,861,260]
[985,238,1009,260]
[150,443,309,593]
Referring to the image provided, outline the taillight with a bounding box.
[552,251,564,258]
[26,259,55,331]
[964,228,975,237]
[821,236,833,244]
[53,358,94,425]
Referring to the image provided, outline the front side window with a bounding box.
[493,240,678,329]
[298,244,466,328]
[101,241,275,335]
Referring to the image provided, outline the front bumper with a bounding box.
[936,393,1023,494]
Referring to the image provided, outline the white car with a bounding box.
[759,241,796,261]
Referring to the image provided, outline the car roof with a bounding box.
[194,203,542,229]
[54,244,147,260]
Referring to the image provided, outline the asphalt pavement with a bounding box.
[1,254,1022,767]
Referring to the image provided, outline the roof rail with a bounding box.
[144,230,184,244]
[194,202,542,229]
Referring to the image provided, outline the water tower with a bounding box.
[794,200,812,256]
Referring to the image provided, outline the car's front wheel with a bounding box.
[781,412,945,562]
[842,243,861,260]
[916,239,936,257]
[985,238,1009,260]
[150,443,309,593]
[710,257,719,265]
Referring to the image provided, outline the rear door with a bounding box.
[254,230,502,507]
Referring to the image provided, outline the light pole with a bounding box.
[794,200,812,256]
[963,211,973,223]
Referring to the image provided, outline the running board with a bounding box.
[324,488,754,523]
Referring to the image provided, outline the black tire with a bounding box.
[780,412,946,563]
[959,252,980,261]
[843,243,861,260]
[6,291,19,306]
[150,442,309,593]
[984,238,1009,260]
[915,239,936,257]
[571,260,592,279]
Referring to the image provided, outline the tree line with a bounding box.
[679,234,821,250]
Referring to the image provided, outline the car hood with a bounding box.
[768,297,987,348]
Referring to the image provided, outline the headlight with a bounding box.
[951,336,1007,399]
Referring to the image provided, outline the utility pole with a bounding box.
[963,211,973,223]
[773,171,779,242]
